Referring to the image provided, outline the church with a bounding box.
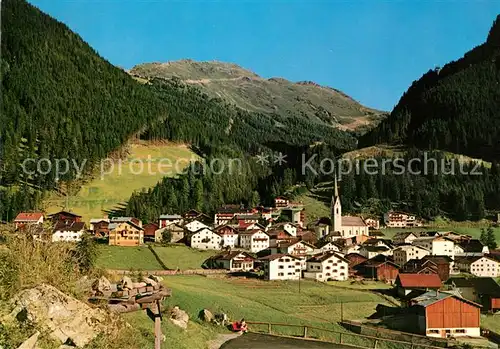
[315,176,369,239]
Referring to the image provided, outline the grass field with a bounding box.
[152,245,220,270]
[96,245,163,270]
[43,141,196,222]
[123,275,400,348]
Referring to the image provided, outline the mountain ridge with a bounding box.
[130,60,387,132]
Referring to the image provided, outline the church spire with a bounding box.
[334,173,339,198]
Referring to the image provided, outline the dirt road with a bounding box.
[220,333,355,349]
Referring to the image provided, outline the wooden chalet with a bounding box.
[353,254,399,283]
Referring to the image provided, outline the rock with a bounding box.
[17,331,40,349]
[142,277,158,288]
[199,308,214,323]
[120,276,134,290]
[133,282,147,289]
[92,276,112,293]
[8,284,108,348]
[169,306,189,330]
[148,274,163,283]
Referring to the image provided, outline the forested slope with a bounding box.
[360,15,500,161]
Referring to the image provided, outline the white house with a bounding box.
[413,236,455,259]
[189,228,222,250]
[270,222,297,237]
[317,241,342,253]
[456,256,500,277]
[304,252,349,282]
[393,232,419,245]
[238,229,270,253]
[52,222,85,242]
[208,251,255,272]
[184,220,209,233]
[393,245,430,266]
[259,254,301,280]
[270,240,315,257]
[454,239,489,256]
[14,212,44,229]
[358,245,392,259]
[214,225,238,248]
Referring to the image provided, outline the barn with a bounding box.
[409,291,481,338]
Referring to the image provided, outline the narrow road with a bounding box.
[220,333,355,349]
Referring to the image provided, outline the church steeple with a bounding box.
[331,174,342,233]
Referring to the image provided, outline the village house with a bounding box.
[354,255,399,283]
[393,245,430,266]
[445,277,500,313]
[358,245,392,259]
[270,222,298,237]
[184,219,209,233]
[270,240,315,257]
[455,255,500,277]
[207,251,255,272]
[89,218,110,238]
[183,209,203,220]
[189,227,222,250]
[316,240,342,253]
[158,214,182,228]
[267,229,295,245]
[454,239,489,256]
[214,205,250,226]
[280,204,306,228]
[214,225,238,248]
[314,217,332,239]
[406,291,481,338]
[303,251,349,282]
[421,256,452,281]
[49,211,82,225]
[13,212,44,229]
[155,222,185,243]
[52,221,86,242]
[239,229,270,253]
[384,211,422,228]
[412,236,455,260]
[401,259,439,278]
[274,196,289,208]
[296,230,318,246]
[110,216,142,227]
[229,214,261,229]
[395,273,442,297]
[108,221,144,246]
[259,254,301,280]
[364,217,380,230]
[393,232,418,245]
[143,222,159,242]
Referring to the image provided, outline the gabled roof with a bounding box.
[342,216,366,227]
[90,218,110,224]
[361,245,390,252]
[458,239,485,253]
[359,254,398,268]
[212,250,255,261]
[214,225,239,234]
[411,291,481,308]
[159,214,182,219]
[53,221,85,232]
[445,277,500,297]
[396,273,442,289]
[315,217,332,226]
[109,220,144,231]
[307,251,348,263]
[259,253,300,261]
[422,255,453,264]
[316,240,342,249]
[49,211,82,218]
[239,229,267,236]
[14,212,44,222]
[393,232,418,240]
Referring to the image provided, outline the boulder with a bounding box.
[199,308,214,323]
[148,275,163,283]
[8,284,108,348]
[17,331,40,349]
[120,276,134,290]
[142,277,158,288]
[169,306,189,330]
[92,276,112,293]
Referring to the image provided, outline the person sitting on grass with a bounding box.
[232,318,248,333]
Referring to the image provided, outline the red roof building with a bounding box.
[14,212,44,229]
[395,273,442,297]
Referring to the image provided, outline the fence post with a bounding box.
[373,339,378,349]
[339,333,343,344]
[303,326,308,338]
[268,323,272,334]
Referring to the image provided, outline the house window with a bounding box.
[278,273,284,276]
[454,329,466,334]
[279,265,284,269]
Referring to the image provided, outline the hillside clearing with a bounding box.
[43,141,196,222]
[152,245,220,270]
[96,245,163,270]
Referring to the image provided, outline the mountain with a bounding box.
[360,15,500,161]
[0,0,167,217]
[130,60,386,132]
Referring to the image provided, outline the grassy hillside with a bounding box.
[130,60,387,132]
[43,141,195,221]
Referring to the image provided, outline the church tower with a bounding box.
[331,174,342,233]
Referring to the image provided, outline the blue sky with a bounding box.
[29,0,499,111]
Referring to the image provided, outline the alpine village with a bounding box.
[1,1,500,349]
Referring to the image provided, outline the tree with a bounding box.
[74,233,99,273]
[485,226,498,250]
[249,191,260,208]
[161,230,172,245]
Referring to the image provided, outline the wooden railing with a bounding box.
[246,321,448,349]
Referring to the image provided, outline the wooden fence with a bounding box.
[246,321,450,349]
